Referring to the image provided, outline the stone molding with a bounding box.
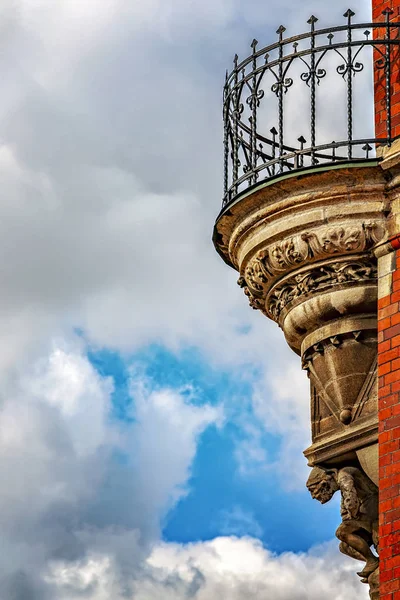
[267,259,377,321]
[238,223,384,319]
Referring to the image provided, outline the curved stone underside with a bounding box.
[214,164,388,469]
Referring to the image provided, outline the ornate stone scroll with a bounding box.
[239,222,385,313]
[267,260,377,320]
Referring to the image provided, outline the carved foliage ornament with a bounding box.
[267,260,377,320]
[238,222,384,315]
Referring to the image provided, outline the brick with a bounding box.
[382,384,393,397]
[392,380,400,394]
[380,303,400,320]
[385,324,400,340]
[381,362,394,376]
[380,296,393,309]
[381,454,394,467]
[382,407,394,421]
[380,348,400,365]
[391,428,400,442]
[392,473,400,486]
[381,476,394,490]
[382,316,396,331]
[381,578,400,594]
[383,523,394,536]
[381,568,394,583]
[385,370,400,386]
[382,499,394,512]
[388,509,400,523]
[381,430,393,443]
[381,394,400,408]
[381,440,400,456]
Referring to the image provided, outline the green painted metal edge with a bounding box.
[216,159,381,221]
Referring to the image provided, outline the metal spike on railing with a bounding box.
[308,15,318,29]
[344,9,355,19]
[277,25,286,40]
[362,143,372,159]
[271,127,278,175]
[298,136,307,167]
[382,7,394,18]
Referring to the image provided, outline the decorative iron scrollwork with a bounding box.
[222,9,400,208]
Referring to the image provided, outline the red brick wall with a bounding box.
[378,245,400,599]
[374,1,400,141]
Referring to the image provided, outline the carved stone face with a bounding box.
[306,468,339,504]
[307,479,337,504]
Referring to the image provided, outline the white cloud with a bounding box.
[218,506,264,538]
[45,536,368,600]
[0,338,219,597]
[0,0,376,597]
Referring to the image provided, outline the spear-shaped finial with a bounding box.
[308,15,318,31]
[382,7,394,21]
[276,25,286,40]
[344,9,355,20]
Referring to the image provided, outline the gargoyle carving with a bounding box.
[307,466,378,598]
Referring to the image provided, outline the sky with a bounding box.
[0,1,375,599]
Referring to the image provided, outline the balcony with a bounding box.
[221,9,400,211]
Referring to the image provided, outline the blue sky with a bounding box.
[0,0,373,598]
[88,344,341,554]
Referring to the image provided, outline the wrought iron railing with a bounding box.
[222,9,400,208]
